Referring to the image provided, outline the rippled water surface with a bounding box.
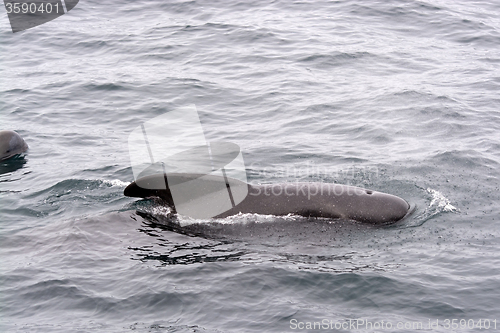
[1,0,500,332]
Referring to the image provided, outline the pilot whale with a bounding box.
[0,130,28,161]
[124,173,411,224]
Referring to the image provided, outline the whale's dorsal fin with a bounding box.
[124,174,176,209]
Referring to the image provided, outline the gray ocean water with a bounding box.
[1,0,500,332]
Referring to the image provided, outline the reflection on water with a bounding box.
[131,211,248,266]
[129,209,402,273]
[0,155,27,177]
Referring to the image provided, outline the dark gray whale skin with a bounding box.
[124,174,411,224]
[0,130,28,161]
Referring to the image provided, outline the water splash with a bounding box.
[99,179,129,187]
[427,188,457,212]
[174,212,302,227]
[402,187,458,227]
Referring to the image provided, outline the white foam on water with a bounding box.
[100,179,130,187]
[175,212,302,227]
[149,204,173,217]
[427,188,458,212]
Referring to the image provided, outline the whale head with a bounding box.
[0,130,28,161]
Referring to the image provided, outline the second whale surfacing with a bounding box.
[124,173,411,224]
[0,130,28,161]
